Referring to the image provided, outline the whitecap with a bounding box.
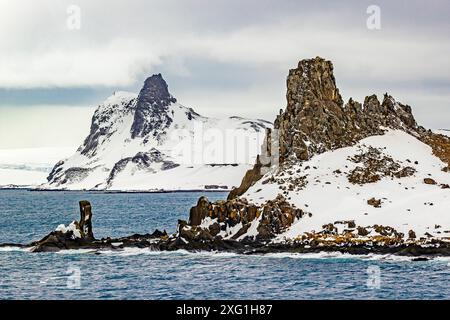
[0,246,31,253]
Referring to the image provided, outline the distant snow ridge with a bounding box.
[435,129,450,137]
[0,147,76,188]
[43,74,272,191]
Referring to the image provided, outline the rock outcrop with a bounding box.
[229,56,450,198]
[31,200,94,252]
[185,194,305,241]
[277,57,420,164]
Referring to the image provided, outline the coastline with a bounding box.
[2,236,450,259]
[2,195,449,259]
[0,187,230,194]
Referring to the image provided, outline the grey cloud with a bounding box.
[0,0,449,131]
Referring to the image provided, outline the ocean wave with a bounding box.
[249,252,445,263]
[0,246,31,253]
[97,248,239,258]
[98,247,164,256]
[55,249,99,255]
[1,245,448,264]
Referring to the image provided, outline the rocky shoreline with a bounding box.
[2,200,449,259]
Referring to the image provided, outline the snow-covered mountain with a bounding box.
[43,74,271,191]
[184,57,450,246]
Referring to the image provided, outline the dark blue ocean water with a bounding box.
[1,190,449,300]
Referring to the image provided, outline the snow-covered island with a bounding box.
[5,57,450,256]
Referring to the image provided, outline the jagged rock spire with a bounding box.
[275,57,419,164]
[286,56,343,112]
[131,74,177,139]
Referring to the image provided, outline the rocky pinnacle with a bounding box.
[130,73,177,139]
[276,56,419,164]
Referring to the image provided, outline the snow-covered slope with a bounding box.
[0,147,75,187]
[43,74,271,191]
[242,129,450,240]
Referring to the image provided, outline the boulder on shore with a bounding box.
[31,200,95,252]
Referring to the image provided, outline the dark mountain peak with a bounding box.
[139,73,177,107]
[131,73,177,139]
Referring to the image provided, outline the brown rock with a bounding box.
[247,205,257,222]
[228,154,265,200]
[79,200,94,240]
[421,134,450,171]
[423,178,437,185]
[322,223,337,234]
[189,196,210,226]
[208,223,221,236]
[231,224,251,240]
[347,220,356,228]
[179,227,195,241]
[357,227,369,236]
[197,228,214,241]
[31,200,95,252]
[367,197,382,208]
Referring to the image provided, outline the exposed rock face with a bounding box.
[185,194,306,241]
[228,155,264,200]
[277,57,420,164]
[80,92,137,158]
[422,133,450,168]
[189,196,210,226]
[347,146,416,184]
[228,127,275,199]
[105,149,179,188]
[222,56,450,247]
[47,166,93,186]
[79,200,94,240]
[367,197,382,208]
[131,74,177,139]
[424,178,437,185]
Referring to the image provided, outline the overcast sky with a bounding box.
[0,0,449,149]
